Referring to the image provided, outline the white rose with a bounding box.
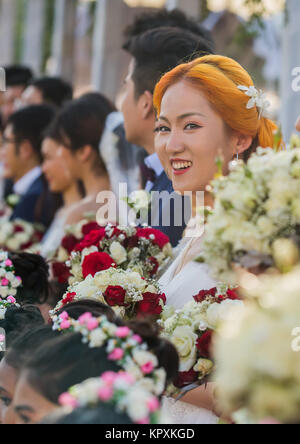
[110,242,127,265]
[132,350,158,368]
[126,388,151,422]
[128,248,141,260]
[57,247,69,263]
[170,326,198,372]
[0,308,7,320]
[89,329,106,347]
[6,239,21,251]
[193,359,214,377]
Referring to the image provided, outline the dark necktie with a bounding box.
[140,163,157,189]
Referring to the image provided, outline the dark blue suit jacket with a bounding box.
[10,175,58,229]
[148,171,191,248]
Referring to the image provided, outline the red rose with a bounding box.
[62,292,76,306]
[196,330,213,359]
[124,235,139,249]
[82,252,116,279]
[194,288,217,303]
[75,229,106,252]
[104,286,127,306]
[174,370,198,389]
[136,228,170,249]
[147,257,159,277]
[62,235,79,254]
[137,292,166,317]
[52,262,71,284]
[226,289,240,300]
[14,225,25,233]
[82,222,101,236]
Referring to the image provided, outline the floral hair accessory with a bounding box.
[0,251,22,300]
[0,297,20,320]
[59,370,167,424]
[52,312,167,398]
[238,85,270,119]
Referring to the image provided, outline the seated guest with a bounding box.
[1,65,33,125]
[40,131,84,258]
[121,26,214,246]
[44,95,115,225]
[99,8,215,202]
[2,104,58,228]
[11,317,178,424]
[21,77,73,109]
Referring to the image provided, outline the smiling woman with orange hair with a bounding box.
[154,55,280,423]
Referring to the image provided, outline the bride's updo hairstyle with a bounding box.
[154,55,279,161]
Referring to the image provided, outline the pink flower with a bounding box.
[7,296,16,304]
[101,372,118,385]
[132,334,143,344]
[60,320,71,330]
[115,327,131,338]
[259,418,281,425]
[59,311,69,321]
[87,318,99,331]
[108,348,124,361]
[141,362,155,375]
[16,277,22,283]
[147,397,160,413]
[59,393,79,409]
[5,259,12,267]
[137,418,150,425]
[78,312,93,325]
[1,278,9,286]
[0,335,5,342]
[98,386,113,402]
[117,373,135,385]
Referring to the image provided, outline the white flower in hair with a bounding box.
[238,84,271,118]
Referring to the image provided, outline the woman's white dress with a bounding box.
[159,236,218,425]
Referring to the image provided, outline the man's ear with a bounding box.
[233,133,253,157]
[140,90,154,120]
[77,145,93,163]
[18,140,35,160]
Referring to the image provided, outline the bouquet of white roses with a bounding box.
[200,147,300,285]
[215,266,300,424]
[0,219,44,252]
[158,285,243,391]
[52,267,166,320]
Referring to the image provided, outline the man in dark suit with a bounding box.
[121,26,214,246]
[2,105,58,228]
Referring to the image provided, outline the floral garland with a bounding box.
[51,268,166,320]
[0,297,20,320]
[52,311,167,423]
[159,285,243,392]
[59,370,166,424]
[0,251,22,301]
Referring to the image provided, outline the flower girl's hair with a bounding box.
[154,55,280,161]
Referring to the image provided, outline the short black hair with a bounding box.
[123,8,214,51]
[7,104,56,163]
[4,65,34,88]
[30,76,73,108]
[0,305,44,361]
[23,319,178,404]
[45,96,114,173]
[9,253,50,305]
[125,26,214,97]
[44,405,133,425]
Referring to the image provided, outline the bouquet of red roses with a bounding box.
[159,286,243,392]
[0,219,44,252]
[52,222,173,285]
[51,267,166,321]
